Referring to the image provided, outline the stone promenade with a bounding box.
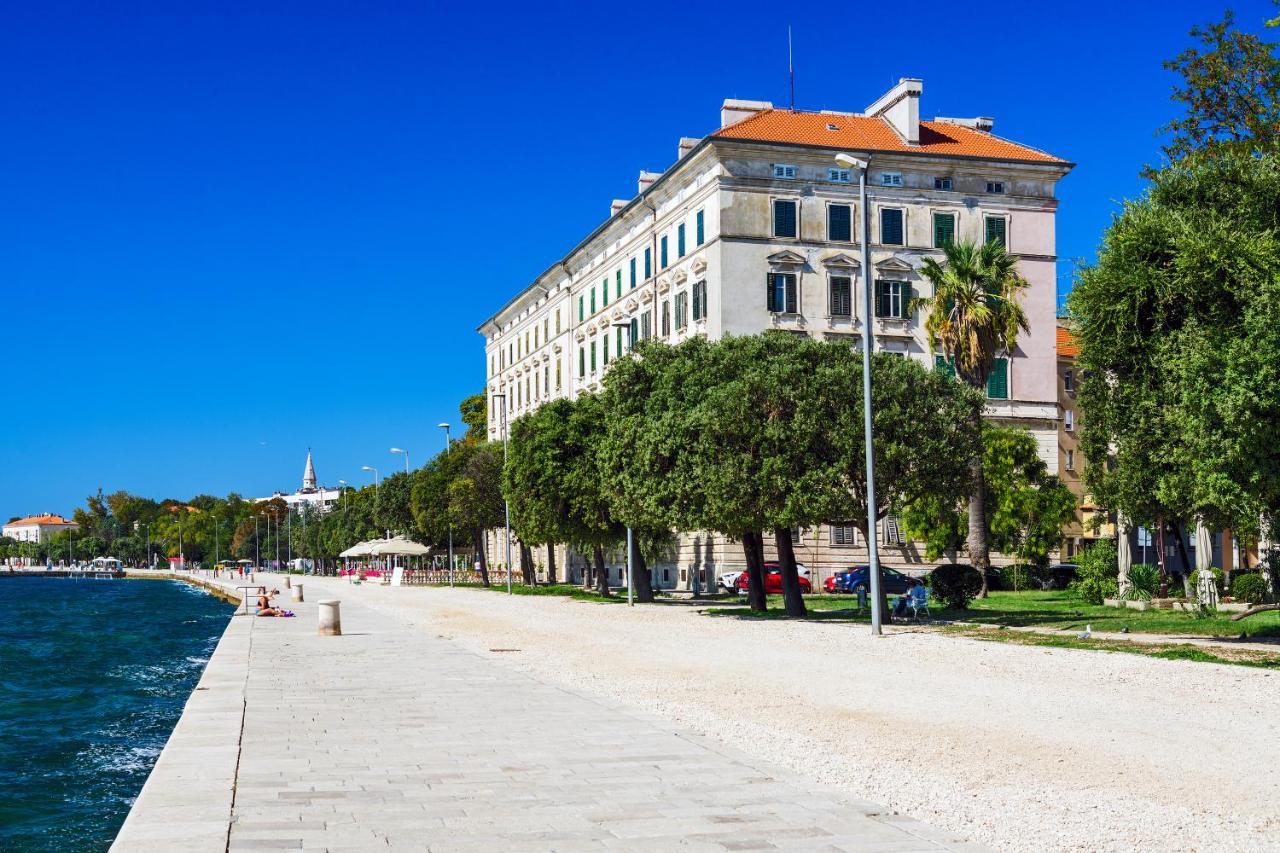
[113,574,982,852]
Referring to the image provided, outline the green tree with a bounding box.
[459,392,488,444]
[915,239,1031,595]
[503,400,576,586]
[447,442,507,587]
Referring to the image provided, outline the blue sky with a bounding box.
[1,0,1272,521]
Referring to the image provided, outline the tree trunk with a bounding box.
[632,537,654,603]
[547,543,558,585]
[773,527,808,618]
[592,543,611,597]
[474,528,490,587]
[741,531,767,612]
[1172,521,1194,596]
[967,447,991,598]
[519,542,535,586]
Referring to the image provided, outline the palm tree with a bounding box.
[914,239,1030,597]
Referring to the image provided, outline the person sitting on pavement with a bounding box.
[256,588,293,617]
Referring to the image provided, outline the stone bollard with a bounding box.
[318,600,341,636]
[285,576,291,589]
[291,584,304,603]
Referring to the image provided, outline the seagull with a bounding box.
[1077,624,1092,640]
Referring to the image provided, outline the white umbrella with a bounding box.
[1116,514,1132,597]
[339,540,377,558]
[1195,519,1218,608]
[366,536,430,556]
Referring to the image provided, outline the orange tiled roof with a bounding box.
[714,110,1067,164]
[6,514,74,527]
[1057,326,1079,357]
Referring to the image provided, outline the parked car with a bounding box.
[834,565,918,596]
[734,562,812,594]
[719,571,744,592]
[823,569,854,594]
[1047,563,1079,590]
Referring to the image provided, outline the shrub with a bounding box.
[1122,563,1160,600]
[928,563,984,609]
[1070,540,1118,604]
[997,563,1042,591]
[1231,573,1269,604]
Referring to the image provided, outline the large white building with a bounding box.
[257,451,341,513]
[3,514,79,543]
[479,79,1072,589]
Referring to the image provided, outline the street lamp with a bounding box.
[362,465,380,496]
[390,447,410,474]
[612,320,637,606]
[835,151,884,636]
[438,423,454,587]
[492,393,513,594]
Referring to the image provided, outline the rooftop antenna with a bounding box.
[788,26,795,110]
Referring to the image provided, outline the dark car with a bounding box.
[1046,563,1079,590]
[833,565,918,596]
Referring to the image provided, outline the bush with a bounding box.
[1231,573,1269,604]
[1122,563,1160,600]
[928,563,984,609]
[1070,540,1118,604]
[996,563,1042,591]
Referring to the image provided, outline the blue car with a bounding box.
[829,565,918,596]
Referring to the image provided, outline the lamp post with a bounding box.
[438,423,454,587]
[492,393,512,594]
[362,465,380,497]
[390,447,410,474]
[612,320,636,606]
[214,518,221,568]
[835,151,884,636]
[177,511,185,572]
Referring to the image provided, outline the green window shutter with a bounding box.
[899,283,913,319]
[590,290,596,314]
[785,274,797,313]
[880,208,903,245]
[602,278,609,307]
[644,248,651,279]
[934,355,956,380]
[933,213,955,247]
[985,216,1007,248]
[677,223,686,257]
[590,340,597,371]
[630,258,636,288]
[696,209,705,245]
[874,280,890,317]
[660,236,668,268]
[578,296,583,322]
[773,200,797,237]
[603,336,609,364]
[578,347,585,376]
[616,270,622,299]
[986,357,1009,398]
[828,204,851,242]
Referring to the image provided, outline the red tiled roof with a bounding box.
[1057,326,1079,357]
[6,514,75,527]
[714,110,1067,164]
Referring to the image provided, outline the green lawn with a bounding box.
[709,589,1280,638]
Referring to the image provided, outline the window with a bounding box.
[590,340,597,372]
[1064,369,1074,392]
[603,335,609,365]
[555,310,561,335]
[630,257,636,289]
[543,317,548,342]
[556,360,562,390]
[641,310,652,340]
[644,247,651,279]
[1066,449,1075,471]
[590,290,596,315]
[986,181,1006,194]
[934,354,955,379]
[696,209,705,245]
[661,300,671,335]
[677,223,686,258]
[602,278,609,307]
[828,204,852,242]
[933,212,956,248]
[790,526,803,544]
[767,273,798,313]
[875,280,911,319]
[616,326,624,355]
[984,216,1007,248]
[616,270,622,299]
[987,356,1009,398]
[692,280,707,321]
[830,276,852,317]
[880,172,903,187]
[1064,410,1074,432]
[578,347,585,377]
[544,365,549,396]
[773,163,796,179]
[660,235,669,268]
[828,168,851,183]
[675,291,688,330]
[773,199,798,238]
[880,208,904,245]
[831,525,857,546]
[628,317,637,348]
[934,176,953,191]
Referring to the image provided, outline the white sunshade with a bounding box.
[91,557,122,564]
[339,540,378,558]
[365,536,431,557]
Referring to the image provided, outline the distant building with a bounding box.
[3,514,79,543]
[257,451,341,513]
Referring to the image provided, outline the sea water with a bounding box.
[0,577,233,851]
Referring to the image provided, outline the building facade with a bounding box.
[3,514,79,543]
[480,79,1073,589]
[257,451,341,513]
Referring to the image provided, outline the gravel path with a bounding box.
[293,579,1280,852]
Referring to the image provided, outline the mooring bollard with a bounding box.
[317,599,341,636]
[285,576,291,589]
[291,584,304,603]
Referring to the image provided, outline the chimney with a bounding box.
[637,170,661,194]
[610,199,628,217]
[720,98,773,128]
[677,136,700,159]
[865,78,923,144]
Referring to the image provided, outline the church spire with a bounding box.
[302,449,317,491]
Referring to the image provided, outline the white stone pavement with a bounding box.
[113,574,985,852]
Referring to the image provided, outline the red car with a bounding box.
[734,562,812,594]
